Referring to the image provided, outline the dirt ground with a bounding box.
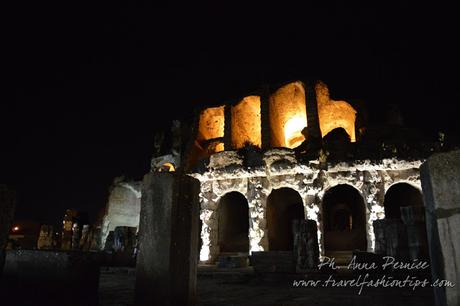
[99,266,435,306]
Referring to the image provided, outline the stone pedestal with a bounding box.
[400,205,429,261]
[420,149,460,306]
[372,219,409,259]
[0,250,101,306]
[0,185,15,276]
[135,173,200,306]
[293,219,319,271]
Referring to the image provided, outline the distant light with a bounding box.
[12,226,19,232]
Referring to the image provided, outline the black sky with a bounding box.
[2,2,459,224]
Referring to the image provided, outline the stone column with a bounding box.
[0,185,15,276]
[247,177,268,252]
[372,219,386,255]
[260,85,271,150]
[305,82,322,141]
[420,149,460,306]
[223,105,232,150]
[135,173,200,306]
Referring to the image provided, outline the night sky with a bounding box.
[3,2,459,225]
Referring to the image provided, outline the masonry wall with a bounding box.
[191,150,423,263]
[101,181,142,248]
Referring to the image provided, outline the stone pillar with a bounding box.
[400,205,429,261]
[305,82,322,141]
[420,150,460,306]
[223,105,232,150]
[135,173,200,306]
[293,219,319,272]
[0,185,15,276]
[247,177,268,252]
[372,219,386,255]
[260,85,271,150]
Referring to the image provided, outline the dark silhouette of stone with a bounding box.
[420,150,460,306]
[135,173,200,306]
[0,185,15,276]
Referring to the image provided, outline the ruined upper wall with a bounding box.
[188,80,358,167]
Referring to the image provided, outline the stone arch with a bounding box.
[217,192,250,253]
[266,187,305,251]
[384,182,424,219]
[321,184,367,253]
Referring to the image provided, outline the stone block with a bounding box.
[135,173,200,306]
[0,250,101,306]
[420,149,460,306]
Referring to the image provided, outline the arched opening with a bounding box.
[231,96,262,149]
[384,183,424,219]
[269,82,308,148]
[267,188,305,251]
[218,192,249,253]
[322,185,367,253]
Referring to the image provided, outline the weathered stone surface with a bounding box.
[400,205,429,261]
[191,150,422,262]
[420,149,460,306]
[373,219,409,259]
[0,250,101,306]
[0,185,15,276]
[101,178,142,249]
[135,173,200,306]
[293,219,319,271]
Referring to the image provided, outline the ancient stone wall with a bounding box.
[190,149,423,263]
[101,180,142,248]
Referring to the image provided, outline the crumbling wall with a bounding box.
[101,180,142,248]
[190,150,423,263]
[197,106,225,153]
[316,81,357,142]
[269,82,308,148]
[231,96,261,149]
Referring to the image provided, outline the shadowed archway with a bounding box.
[218,192,250,253]
[267,188,305,251]
[322,184,367,253]
[384,183,424,219]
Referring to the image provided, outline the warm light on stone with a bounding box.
[269,82,308,148]
[231,96,262,149]
[316,81,357,142]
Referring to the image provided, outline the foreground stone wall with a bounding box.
[190,149,423,263]
[101,180,142,248]
[420,149,460,306]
